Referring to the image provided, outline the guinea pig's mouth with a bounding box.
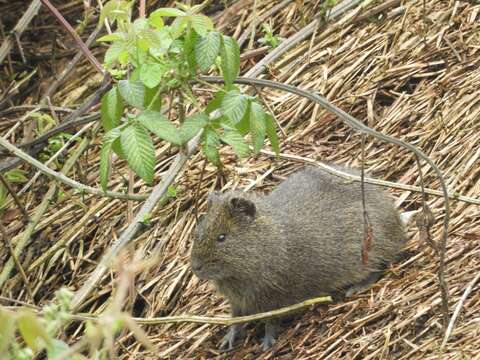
[190,260,222,280]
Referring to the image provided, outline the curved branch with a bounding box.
[0,135,147,201]
[260,149,480,205]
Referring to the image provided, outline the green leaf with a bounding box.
[18,310,50,351]
[190,14,214,36]
[150,8,186,17]
[0,309,16,353]
[249,102,267,153]
[206,90,225,114]
[4,169,28,183]
[235,106,250,135]
[118,79,145,109]
[100,128,121,191]
[195,31,221,71]
[104,41,126,65]
[138,110,182,145]
[171,16,188,38]
[265,113,280,155]
[101,86,124,131]
[99,0,118,24]
[221,130,250,158]
[144,85,162,111]
[139,63,166,89]
[112,137,125,158]
[46,339,71,358]
[221,90,248,123]
[184,27,198,72]
[202,128,220,166]
[133,18,149,32]
[118,48,130,65]
[97,32,124,42]
[121,123,155,184]
[180,112,208,142]
[220,36,240,86]
[145,28,173,56]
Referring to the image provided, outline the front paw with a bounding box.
[261,333,276,351]
[218,325,242,351]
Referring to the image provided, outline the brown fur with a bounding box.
[190,166,406,349]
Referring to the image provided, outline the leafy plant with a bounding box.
[258,23,280,48]
[98,1,279,191]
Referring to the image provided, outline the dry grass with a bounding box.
[0,0,479,359]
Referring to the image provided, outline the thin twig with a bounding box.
[0,135,147,201]
[193,158,208,221]
[40,0,105,75]
[259,148,479,205]
[360,134,373,265]
[0,0,42,65]
[441,271,480,349]
[0,222,35,302]
[43,24,104,99]
[0,173,29,222]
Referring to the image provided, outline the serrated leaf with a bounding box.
[140,63,166,89]
[97,32,124,42]
[221,130,250,158]
[180,112,208,142]
[249,102,267,153]
[118,80,145,109]
[121,124,155,184]
[101,86,124,131]
[190,14,214,36]
[220,36,240,86]
[150,8,186,17]
[202,128,220,166]
[265,114,280,155]
[138,110,182,145]
[184,28,198,72]
[18,310,50,351]
[195,31,221,71]
[221,90,248,123]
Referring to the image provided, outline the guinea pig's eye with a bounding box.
[217,234,226,242]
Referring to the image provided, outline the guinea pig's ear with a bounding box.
[228,197,256,219]
[207,191,222,208]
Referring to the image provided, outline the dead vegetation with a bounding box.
[0,0,479,359]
